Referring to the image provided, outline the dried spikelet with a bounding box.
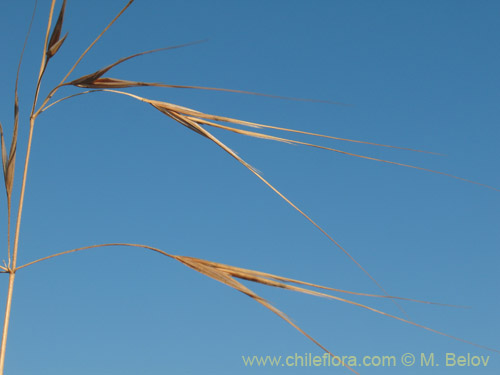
[174,255,359,374]
[8,97,18,195]
[83,87,498,324]
[14,242,500,358]
[151,105,208,138]
[168,109,497,191]
[46,0,67,59]
[47,32,68,59]
[89,89,408,314]
[187,257,466,307]
[0,101,18,201]
[0,122,8,183]
[64,81,495,187]
[176,255,500,354]
[67,41,206,88]
[0,97,18,264]
[71,77,149,89]
[68,76,348,105]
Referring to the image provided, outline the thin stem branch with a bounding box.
[16,243,177,271]
[39,90,104,114]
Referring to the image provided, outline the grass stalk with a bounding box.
[0,1,497,372]
[0,273,15,373]
[0,0,56,369]
[0,118,36,374]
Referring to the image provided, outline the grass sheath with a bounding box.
[0,1,498,374]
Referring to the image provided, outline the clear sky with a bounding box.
[0,0,499,374]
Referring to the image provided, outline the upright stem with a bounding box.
[0,118,36,374]
[0,273,16,373]
[10,119,35,269]
[0,2,133,371]
[0,0,55,368]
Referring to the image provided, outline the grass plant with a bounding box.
[0,1,498,373]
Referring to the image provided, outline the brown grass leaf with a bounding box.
[46,0,67,59]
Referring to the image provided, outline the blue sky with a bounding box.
[0,0,499,374]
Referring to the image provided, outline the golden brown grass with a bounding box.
[0,1,498,374]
